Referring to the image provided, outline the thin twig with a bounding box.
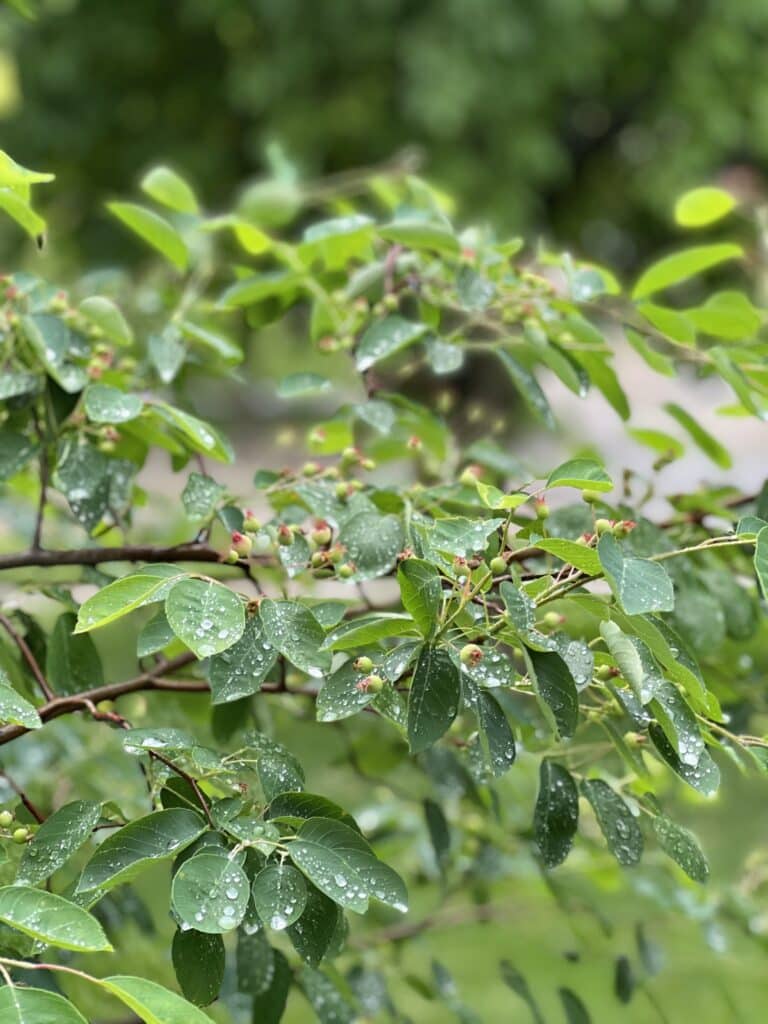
[0,613,54,700]
[0,770,45,823]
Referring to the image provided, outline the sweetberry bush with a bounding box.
[0,152,767,1021]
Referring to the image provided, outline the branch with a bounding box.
[0,613,54,701]
[0,543,237,573]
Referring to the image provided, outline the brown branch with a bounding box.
[0,613,54,701]
[0,770,45,823]
[0,543,241,573]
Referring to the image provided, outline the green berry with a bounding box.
[596,664,613,681]
[0,811,13,828]
[595,518,612,536]
[489,556,507,576]
[338,562,356,579]
[353,656,374,673]
[364,674,384,694]
[12,827,28,844]
[231,531,253,558]
[311,521,332,546]
[581,489,602,504]
[460,643,483,666]
[224,549,239,565]
[459,466,480,487]
[535,501,550,520]
[302,461,321,477]
[277,524,294,546]
[542,611,561,629]
[243,512,261,532]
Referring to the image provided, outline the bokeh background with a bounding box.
[2,1,768,1021]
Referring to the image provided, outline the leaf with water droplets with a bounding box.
[407,645,461,754]
[553,634,594,691]
[0,988,88,1024]
[0,676,41,730]
[321,613,416,651]
[472,689,516,779]
[599,621,663,703]
[580,779,643,866]
[397,558,442,638]
[316,660,378,722]
[75,570,184,633]
[537,539,602,576]
[165,578,245,659]
[526,650,578,739]
[260,599,331,678]
[649,680,703,767]
[337,510,404,581]
[355,316,428,371]
[287,884,342,966]
[534,760,578,868]
[172,929,224,1007]
[754,525,768,599]
[99,975,214,1024]
[598,534,674,616]
[18,799,102,885]
[289,817,407,915]
[0,885,112,951]
[653,816,709,883]
[181,472,227,521]
[252,863,308,931]
[84,384,142,424]
[266,792,360,833]
[77,809,206,894]
[171,852,250,934]
[252,949,292,1023]
[649,724,720,795]
[207,613,277,704]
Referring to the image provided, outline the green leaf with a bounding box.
[148,326,185,383]
[599,621,662,703]
[207,614,277,704]
[378,217,459,254]
[474,481,528,510]
[46,611,104,695]
[636,302,696,345]
[18,800,102,886]
[172,929,224,1007]
[755,525,768,599]
[674,186,735,228]
[181,472,226,521]
[632,243,743,299]
[0,188,46,239]
[316,660,378,722]
[75,571,182,633]
[141,165,199,214]
[77,809,206,893]
[597,534,675,615]
[321,613,416,651]
[649,680,704,767]
[299,966,357,1024]
[471,689,516,778]
[534,760,578,868]
[84,384,142,424]
[236,925,275,995]
[624,328,676,377]
[152,402,233,462]
[165,578,245,658]
[407,646,461,753]
[687,290,761,340]
[580,779,643,866]
[0,677,41,729]
[663,402,731,468]
[536,539,601,576]
[0,430,36,481]
[287,885,342,966]
[289,817,407,915]
[628,428,684,460]
[337,510,404,581]
[499,961,545,1024]
[260,600,331,677]
[107,201,189,270]
[526,650,578,738]
[171,852,250,933]
[252,863,308,930]
[100,975,214,1024]
[546,458,613,492]
[0,988,88,1024]
[266,792,360,833]
[0,885,112,951]
[0,149,53,186]
[79,296,134,346]
[496,349,555,429]
[559,987,592,1024]
[22,314,87,393]
[649,724,720,795]
[653,817,709,882]
[575,351,630,420]
[355,316,428,371]
[397,558,442,638]
[277,372,331,398]
[251,949,292,1022]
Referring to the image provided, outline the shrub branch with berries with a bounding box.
[0,154,766,1019]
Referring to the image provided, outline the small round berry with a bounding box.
[535,500,550,520]
[0,810,13,828]
[328,545,346,564]
[311,521,332,546]
[310,551,326,568]
[302,461,321,477]
[595,518,613,536]
[489,556,507,576]
[460,643,483,666]
[12,827,28,845]
[581,489,602,504]
[406,435,422,451]
[338,562,356,579]
[459,466,481,487]
[612,519,636,539]
[243,511,261,532]
[277,524,294,546]
[231,531,253,558]
[360,458,376,471]
[363,674,384,694]
[353,656,374,673]
[335,482,350,500]
[596,664,613,681]
[224,549,239,565]
[542,611,561,629]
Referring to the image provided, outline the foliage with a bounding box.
[0,151,767,1022]
[4,1,768,264]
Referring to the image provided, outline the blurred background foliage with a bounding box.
[2,0,768,269]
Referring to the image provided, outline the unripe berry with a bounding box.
[302,461,321,477]
[595,518,612,536]
[224,549,239,564]
[328,545,346,564]
[361,674,384,694]
[581,489,602,504]
[535,500,550,520]
[243,511,261,532]
[406,435,422,451]
[459,465,481,486]
[310,551,326,568]
[277,524,294,546]
[0,811,13,828]
[338,562,356,579]
[489,556,507,576]
[353,656,374,673]
[231,531,253,558]
[360,458,376,471]
[612,519,636,538]
[542,611,561,629]
[317,336,339,353]
[383,293,399,311]
[460,643,483,666]
[341,446,360,465]
[12,827,28,844]
[596,664,613,681]
[335,482,350,500]
[311,521,332,546]
[96,700,114,712]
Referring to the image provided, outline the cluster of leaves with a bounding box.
[0,154,768,1021]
